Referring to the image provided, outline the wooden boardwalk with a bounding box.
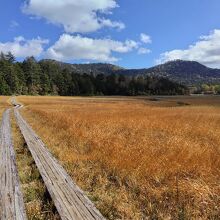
[0,109,27,220]
[13,100,105,220]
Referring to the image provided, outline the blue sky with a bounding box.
[1,0,220,68]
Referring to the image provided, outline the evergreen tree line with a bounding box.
[0,52,188,96]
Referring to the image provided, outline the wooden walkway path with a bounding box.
[13,99,105,220]
[0,109,27,220]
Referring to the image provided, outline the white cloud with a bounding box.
[46,34,139,62]
[157,29,220,68]
[101,19,125,30]
[140,33,152,44]
[10,20,19,29]
[138,47,151,55]
[0,36,49,58]
[22,0,125,33]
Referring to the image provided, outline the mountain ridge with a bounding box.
[40,59,220,85]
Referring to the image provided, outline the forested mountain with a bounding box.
[41,59,220,86]
[3,51,220,96]
[142,60,220,85]
[40,60,124,75]
[0,53,187,96]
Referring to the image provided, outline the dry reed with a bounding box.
[17,96,220,219]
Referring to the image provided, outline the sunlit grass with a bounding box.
[0,96,11,116]
[17,96,220,219]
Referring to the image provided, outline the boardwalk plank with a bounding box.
[0,109,27,220]
[13,99,105,220]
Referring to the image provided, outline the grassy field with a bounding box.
[16,95,220,219]
[0,96,10,116]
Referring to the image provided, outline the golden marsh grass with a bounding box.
[17,96,220,219]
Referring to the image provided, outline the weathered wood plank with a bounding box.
[0,109,27,220]
[13,99,105,220]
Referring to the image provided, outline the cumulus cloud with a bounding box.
[0,36,49,58]
[138,47,151,55]
[46,34,139,62]
[157,29,220,68]
[140,33,152,44]
[22,0,125,33]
